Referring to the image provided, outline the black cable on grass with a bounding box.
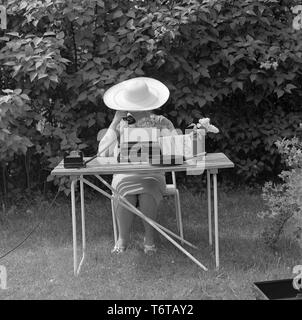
[0,189,61,261]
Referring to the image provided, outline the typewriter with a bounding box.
[118,127,185,165]
[118,127,161,164]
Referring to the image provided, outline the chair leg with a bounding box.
[174,195,180,232]
[207,170,213,246]
[111,199,118,244]
[174,190,184,243]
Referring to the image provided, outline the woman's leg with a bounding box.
[114,194,137,248]
[138,193,159,246]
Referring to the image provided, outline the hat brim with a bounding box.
[103,77,170,111]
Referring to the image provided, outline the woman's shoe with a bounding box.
[143,238,157,255]
[111,244,127,254]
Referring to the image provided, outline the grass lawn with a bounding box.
[0,185,301,300]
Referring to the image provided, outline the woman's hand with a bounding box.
[112,111,127,124]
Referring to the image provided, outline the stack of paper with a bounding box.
[121,127,159,144]
[158,132,205,160]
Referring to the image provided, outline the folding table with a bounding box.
[51,152,234,276]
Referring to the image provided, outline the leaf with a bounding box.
[200,68,210,78]
[78,92,87,102]
[113,9,123,19]
[13,89,22,95]
[6,32,20,37]
[196,97,207,107]
[20,94,30,101]
[192,71,200,81]
[30,72,38,82]
[96,0,104,7]
[246,9,256,16]
[79,143,88,149]
[36,60,43,69]
[232,81,243,91]
[2,128,11,134]
[276,89,284,98]
[224,77,233,83]
[49,75,59,83]
[285,84,297,92]
[169,110,177,117]
[135,68,144,75]
[88,118,96,127]
[4,61,16,66]
[38,73,48,79]
[47,175,54,182]
[250,74,257,82]
[126,19,135,30]
[12,65,22,77]
[44,31,56,37]
[275,77,284,86]
[126,10,136,19]
[44,79,50,89]
[20,1,27,10]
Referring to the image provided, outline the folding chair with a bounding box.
[163,171,184,242]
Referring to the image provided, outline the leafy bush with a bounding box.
[259,136,302,247]
[205,104,301,182]
[1,0,302,198]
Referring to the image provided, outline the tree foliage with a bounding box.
[0,0,302,196]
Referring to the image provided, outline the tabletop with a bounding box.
[51,152,234,176]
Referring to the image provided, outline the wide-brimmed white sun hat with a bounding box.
[103,77,170,111]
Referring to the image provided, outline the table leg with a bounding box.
[78,176,86,274]
[70,177,86,276]
[207,170,212,246]
[213,171,219,269]
[71,178,78,276]
[111,199,118,245]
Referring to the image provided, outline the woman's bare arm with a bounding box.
[97,111,127,156]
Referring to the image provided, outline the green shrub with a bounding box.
[259,136,302,247]
[205,104,301,182]
[1,0,302,197]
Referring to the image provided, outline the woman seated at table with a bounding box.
[98,77,177,255]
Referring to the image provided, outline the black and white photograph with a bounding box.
[0,0,302,304]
